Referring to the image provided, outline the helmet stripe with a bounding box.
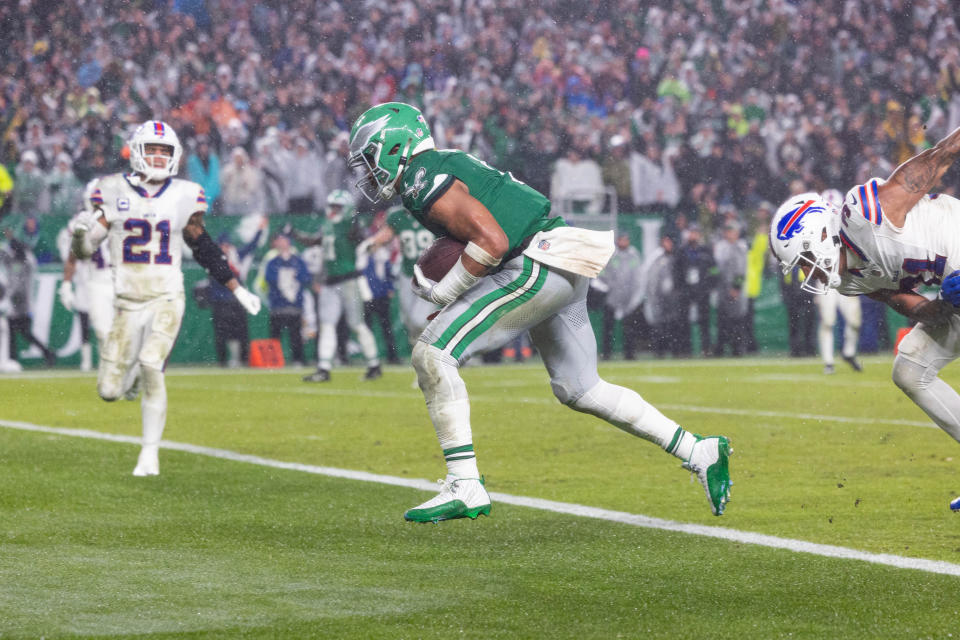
[778,199,815,239]
[154,121,164,137]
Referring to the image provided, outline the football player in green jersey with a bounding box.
[348,102,732,522]
[359,204,439,346]
[296,189,382,382]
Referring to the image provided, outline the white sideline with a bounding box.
[2,418,959,578]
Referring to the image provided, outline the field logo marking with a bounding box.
[2,418,959,578]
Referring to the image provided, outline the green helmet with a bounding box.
[326,188,355,208]
[325,188,355,218]
[348,102,434,203]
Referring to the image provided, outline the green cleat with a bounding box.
[404,475,491,523]
[683,435,733,516]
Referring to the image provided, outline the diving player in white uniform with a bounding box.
[58,180,116,371]
[815,188,863,375]
[72,120,262,476]
[769,123,960,511]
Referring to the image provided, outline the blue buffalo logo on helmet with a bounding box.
[776,199,824,241]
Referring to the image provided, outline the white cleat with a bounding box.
[404,475,491,523]
[682,435,733,516]
[132,446,159,476]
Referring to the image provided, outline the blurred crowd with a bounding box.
[2,0,959,226]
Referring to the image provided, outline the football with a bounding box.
[416,236,466,282]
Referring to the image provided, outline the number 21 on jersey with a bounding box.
[123,218,172,264]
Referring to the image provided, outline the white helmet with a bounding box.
[326,188,355,209]
[770,192,841,294]
[128,120,182,182]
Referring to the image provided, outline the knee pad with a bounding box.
[411,340,464,402]
[139,339,171,371]
[552,378,582,407]
[551,371,600,407]
[97,360,123,401]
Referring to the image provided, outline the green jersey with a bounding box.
[399,149,565,252]
[320,213,363,279]
[386,205,435,277]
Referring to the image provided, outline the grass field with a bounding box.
[2,355,960,638]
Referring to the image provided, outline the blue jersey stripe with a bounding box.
[839,229,867,261]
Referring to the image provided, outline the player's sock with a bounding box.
[411,342,479,479]
[80,343,93,372]
[318,322,336,371]
[140,365,167,448]
[444,436,480,478]
[569,379,696,459]
[354,323,381,368]
[664,427,698,461]
[842,324,859,360]
[818,324,834,367]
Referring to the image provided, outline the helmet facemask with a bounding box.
[348,138,409,203]
[348,103,434,203]
[771,193,842,294]
[128,121,182,182]
[783,243,842,294]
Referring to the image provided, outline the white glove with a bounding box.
[413,260,480,306]
[233,286,262,315]
[412,264,438,302]
[71,210,104,258]
[58,280,75,311]
[73,209,99,234]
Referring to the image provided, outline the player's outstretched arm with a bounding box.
[358,225,395,255]
[184,211,261,314]
[879,125,960,226]
[868,288,956,326]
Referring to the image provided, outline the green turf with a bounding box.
[2,356,960,638]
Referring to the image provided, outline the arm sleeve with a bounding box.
[184,229,235,285]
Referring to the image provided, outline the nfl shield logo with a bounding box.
[538,239,551,251]
[117,197,130,211]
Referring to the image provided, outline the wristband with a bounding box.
[430,256,480,305]
[464,241,501,267]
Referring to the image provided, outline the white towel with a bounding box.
[521,226,615,278]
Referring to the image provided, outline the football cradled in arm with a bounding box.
[413,180,507,305]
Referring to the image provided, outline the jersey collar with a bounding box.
[125,173,172,198]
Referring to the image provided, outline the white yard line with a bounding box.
[0,354,894,380]
[1,418,958,578]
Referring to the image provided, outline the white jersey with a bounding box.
[90,173,207,304]
[835,178,960,296]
